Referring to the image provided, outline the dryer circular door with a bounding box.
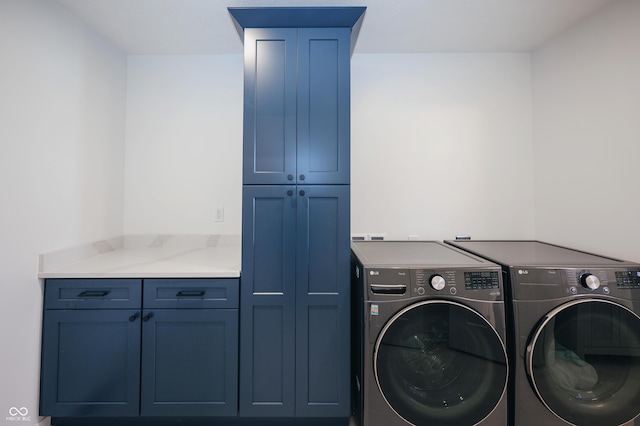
[526,299,640,426]
[374,300,508,426]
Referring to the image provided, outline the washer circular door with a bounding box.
[526,299,640,426]
[374,300,508,426]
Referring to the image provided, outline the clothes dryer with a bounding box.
[351,241,508,426]
[446,240,640,426]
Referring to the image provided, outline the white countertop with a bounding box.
[38,235,241,278]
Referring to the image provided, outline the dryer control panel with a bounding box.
[512,268,640,300]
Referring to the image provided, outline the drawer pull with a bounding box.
[176,290,206,298]
[143,313,154,322]
[129,313,139,322]
[77,290,110,298]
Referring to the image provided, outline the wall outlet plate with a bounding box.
[215,207,224,222]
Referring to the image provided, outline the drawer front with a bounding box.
[144,278,239,309]
[44,279,142,309]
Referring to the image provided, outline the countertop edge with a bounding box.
[38,271,241,279]
[38,234,242,279]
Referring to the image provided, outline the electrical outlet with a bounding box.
[215,207,224,222]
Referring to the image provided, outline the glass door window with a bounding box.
[527,299,640,426]
[375,300,507,426]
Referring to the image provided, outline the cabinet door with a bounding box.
[140,309,238,416]
[240,185,297,416]
[297,28,351,185]
[40,309,141,416]
[296,185,351,416]
[243,28,297,185]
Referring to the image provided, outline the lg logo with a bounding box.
[6,406,30,422]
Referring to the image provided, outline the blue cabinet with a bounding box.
[40,308,142,416]
[40,278,239,418]
[240,185,350,417]
[295,185,351,417]
[240,186,297,416]
[140,278,239,416]
[40,279,143,417]
[140,309,238,416]
[232,6,364,420]
[242,28,351,185]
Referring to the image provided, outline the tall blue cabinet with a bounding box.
[229,7,366,421]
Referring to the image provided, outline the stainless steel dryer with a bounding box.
[446,240,640,426]
[351,241,508,426]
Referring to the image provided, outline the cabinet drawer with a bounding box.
[44,279,142,309]
[143,278,239,309]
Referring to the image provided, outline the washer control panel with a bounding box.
[464,271,500,290]
[412,268,502,301]
[364,267,503,301]
[616,270,640,289]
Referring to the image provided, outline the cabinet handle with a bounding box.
[176,290,205,297]
[143,312,154,322]
[129,313,139,322]
[299,190,305,196]
[287,190,293,196]
[299,174,305,181]
[77,290,110,298]
[287,174,293,181]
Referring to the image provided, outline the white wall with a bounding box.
[124,55,243,235]
[122,53,535,243]
[532,0,640,262]
[0,1,127,423]
[350,53,535,241]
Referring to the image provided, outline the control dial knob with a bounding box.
[580,273,601,290]
[430,275,446,291]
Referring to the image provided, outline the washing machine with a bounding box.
[446,240,640,426]
[351,241,508,426]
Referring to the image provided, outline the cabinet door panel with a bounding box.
[296,185,351,417]
[243,28,297,185]
[40,309,141,417]
[297,28,350,185]
[240,186,296,416]
[140,309,238,416]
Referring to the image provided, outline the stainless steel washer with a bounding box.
[446,240,640,426]
[351,241,508,426]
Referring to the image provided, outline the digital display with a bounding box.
[616,271,640,289]
[464,271,500,290]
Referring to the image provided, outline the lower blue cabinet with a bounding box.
[40,309,142,416]
[140,307,238,416]
[240,185,351,418]
[40,278,239,418]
